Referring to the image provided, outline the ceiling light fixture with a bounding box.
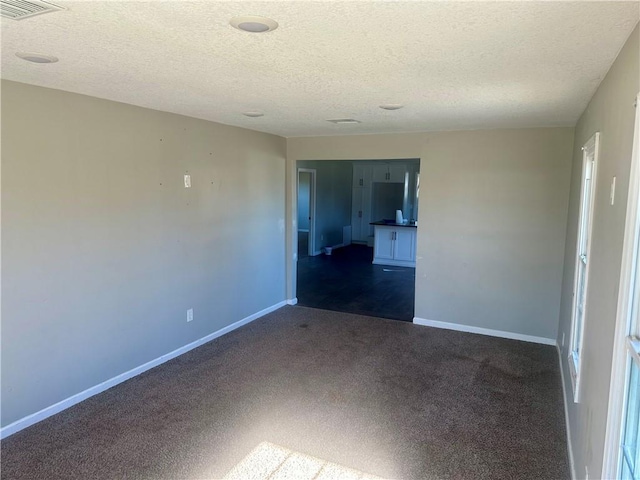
[15,52,58,63]
[327,119,361,125]
[379,104,404,110]
[230,15,278,33]
[242,111,264,118]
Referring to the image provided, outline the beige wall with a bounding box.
[1,81,287,427]
[1,79,577,432]
[557,25,639,479]
[288,126,574,341]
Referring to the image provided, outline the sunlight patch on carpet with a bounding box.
[223,441,384,480]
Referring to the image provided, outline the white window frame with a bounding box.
[568,132,600,402]
[603,94,640,478]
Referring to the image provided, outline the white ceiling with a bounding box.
[2,1,638,138]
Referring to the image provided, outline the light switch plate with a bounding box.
[184,174,191,188]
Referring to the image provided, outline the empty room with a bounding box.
[1,1,639,479]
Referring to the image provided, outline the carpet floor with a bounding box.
[1,306,569,480]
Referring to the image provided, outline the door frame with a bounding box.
[297,168,316,257]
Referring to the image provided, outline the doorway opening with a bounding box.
[295,159,420,322]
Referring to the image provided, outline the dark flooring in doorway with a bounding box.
[297,244,415,321]
[298,230,309,259]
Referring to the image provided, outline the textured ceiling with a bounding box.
[1,1,638,137]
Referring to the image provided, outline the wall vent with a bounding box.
[1,0,65,20]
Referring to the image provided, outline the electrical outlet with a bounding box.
[187,308,193,322]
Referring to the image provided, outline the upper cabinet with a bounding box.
[353,164,373,188]
[372,164,407,183]
[351,161,419,243]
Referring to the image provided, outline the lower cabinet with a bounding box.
[372,225,416,267]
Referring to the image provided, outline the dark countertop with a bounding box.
[370,220,417,228]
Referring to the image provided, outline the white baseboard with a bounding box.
[557,343,577,480]
[412,317,556,345]
[0,299,288,440]
[373,258,416,268]
[287,298,298,305]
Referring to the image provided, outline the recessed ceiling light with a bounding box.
[379,104,404,110]
[230,15,278,33]
[327,119,361,124]
[243,111,264,118]
[15,52,58,63]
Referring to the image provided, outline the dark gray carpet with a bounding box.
[1,306,569,479]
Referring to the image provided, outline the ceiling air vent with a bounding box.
[1,0,65,20]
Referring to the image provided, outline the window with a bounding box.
[603,94,640,479]
[622,353,640,479]
[569,132,600,402]
[617,255,640,479]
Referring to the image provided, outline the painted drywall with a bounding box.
[297,171,311,231]
[557,24,639,479]
[417,128,573,339]
[297,161,352,251]
[288,127,574,340]
[1,81,287,427]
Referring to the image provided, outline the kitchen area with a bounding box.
[351,159,419,267]
[296,158,419,321]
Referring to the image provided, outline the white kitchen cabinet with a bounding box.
[351,186,372,242]
[373,164,407,183]
[372,225,416,267]
[352,164,372,188]
[393,228,416,263]
[352,162,413,243]
[352,164,374,243]
[373,226,395,260]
